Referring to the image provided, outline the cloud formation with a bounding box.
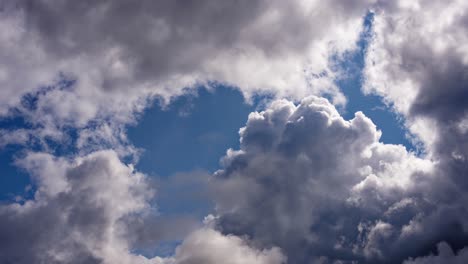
[0,150,154,263]
[362,3,468,261]
[2,0,468,263]
[209,96,468,263]
[3,95,467,263]
[0,0,373,126]
[365,0,468,152]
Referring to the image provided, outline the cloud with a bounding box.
[210,96,438,263]
[0,0,374,131]
[0,2,378,262]
[361,4,468,260]
[158,228,286,264]
[2,95,464,263]
[364,0,468,153]
[0,149,284,264]
[404,242,468,264]
[205,94,468,262]
[0,150,156,263]
[2,1,468,263]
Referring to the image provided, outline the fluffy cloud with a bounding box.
[158,228,286,264]
[364,0,468,152]
[0,150,155,263]
[0,0,375,130]
[361,4,468,261]
[210,96,440,263]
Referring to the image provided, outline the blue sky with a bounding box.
[128,87,255,177]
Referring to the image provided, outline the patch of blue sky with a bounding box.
[0,113,35,201]
[335,12,414,151]
[0,145,31,202]
[132,240,182,259]
[128,86,257,178]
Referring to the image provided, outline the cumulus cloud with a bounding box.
[210,96,438,263]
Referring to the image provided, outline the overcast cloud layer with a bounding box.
[1,0,468,263]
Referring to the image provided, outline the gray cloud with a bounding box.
[364,0,468,153]
[362,2,468,260]
[207,93,468,262]
[0,149,284,264]
[0,150,156,263]
[404,242,468,264]
[210,96,439,263]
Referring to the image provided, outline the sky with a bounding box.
[1,1,468,263]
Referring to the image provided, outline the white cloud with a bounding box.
[0,0,374,132]
[364,0,468,152]
[158,228,286,264]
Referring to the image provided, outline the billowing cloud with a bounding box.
[361,4,468,261]
[208,96,468,263]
